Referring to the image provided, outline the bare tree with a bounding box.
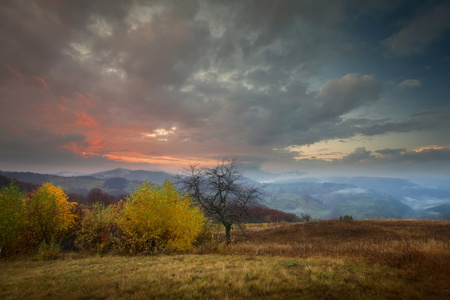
[177,158,263,245]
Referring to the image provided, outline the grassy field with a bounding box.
[1,220,450,299]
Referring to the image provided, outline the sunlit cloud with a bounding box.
[284,145,345,162]
[143,127,177,141]
[103,151,215,169]
[412,145,450,152]
[62,134,105,157]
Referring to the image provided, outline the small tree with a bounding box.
[75,202,122,254]
[339,215,353,221]
[0,183,25,256]
[25,183,76,247]
[118,180,205,253]
[177,158,263,245]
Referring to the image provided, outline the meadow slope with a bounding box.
[1,220,449,299]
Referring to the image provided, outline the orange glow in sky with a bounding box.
[75,111,100,127]
[103,152,216,169]
[412,145,450,152]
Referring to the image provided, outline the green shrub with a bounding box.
[300,213,312,222]
[339,215,353,221]
[0,183,26,256]
[36,240,61,261]
[75,202,122,254]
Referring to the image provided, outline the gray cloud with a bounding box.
[315,74,382,120]
[384,1,450,56]
[277,146,450,178]
[397,79,421,89]
[341,147,373,163]
[375,148,407,156]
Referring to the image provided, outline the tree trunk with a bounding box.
[225,223,232,245]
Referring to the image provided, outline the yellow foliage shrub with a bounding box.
[118,180,205,253]
[25,183,76,247]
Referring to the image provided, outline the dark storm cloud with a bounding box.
[354,108,450,136]
[384,1,450,56]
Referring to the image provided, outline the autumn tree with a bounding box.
[0,182,25,256]
[118,180,205,253]
[177,158,263,245]
[25,183,77,246]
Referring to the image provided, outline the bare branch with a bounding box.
[176,157,264,245]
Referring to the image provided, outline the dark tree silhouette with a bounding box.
[177,158,263,245]
[86,188,116,206]
[247,206,300,223]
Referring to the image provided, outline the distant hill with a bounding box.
[262,181,416,220]
[0,168,176,197]
[0,171,106,196]
[0,171,65,185]
[90,168,175,183]
[0,174,39,192]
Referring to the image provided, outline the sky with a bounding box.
[0,0,449,178]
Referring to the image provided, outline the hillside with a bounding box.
[323,176,450,210]
[425,202,450,220]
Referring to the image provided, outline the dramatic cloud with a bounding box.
[0,0,449,177]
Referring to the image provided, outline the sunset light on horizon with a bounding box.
[1,0,449,178]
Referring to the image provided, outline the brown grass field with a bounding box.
[1,220,450,299]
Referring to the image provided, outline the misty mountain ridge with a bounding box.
[1,168,449,220]
[262,181,416,220]
[0,169,174,197]
[90,168,175,182]
[242,169,450,212]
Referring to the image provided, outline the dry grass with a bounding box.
[216,220,450,267]
[1,220,450,299]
